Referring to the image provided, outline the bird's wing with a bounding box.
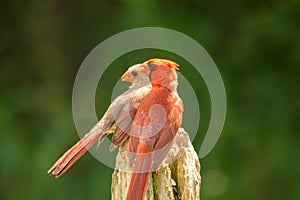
[109,107,136,151]
[152,97,183,169]
[109,85,151,151]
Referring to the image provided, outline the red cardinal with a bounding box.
[48,64,151,178]
[125,59,183,200]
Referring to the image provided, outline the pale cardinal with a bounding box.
[124,59,183,200]
[48,64,151,178]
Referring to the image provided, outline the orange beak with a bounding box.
[121,71,132,82]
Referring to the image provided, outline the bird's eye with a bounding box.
[131,71,138,77]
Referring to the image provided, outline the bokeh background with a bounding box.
[1,0,299,199]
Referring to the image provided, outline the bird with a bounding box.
[47,63,151,178]
[47,58,184,200]
[125,58,183,200]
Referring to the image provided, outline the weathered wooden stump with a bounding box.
[111,128,201,200]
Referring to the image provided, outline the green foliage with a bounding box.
[0,0,299,199]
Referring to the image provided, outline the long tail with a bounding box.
[125,153,153,200]
[48,132,104,178]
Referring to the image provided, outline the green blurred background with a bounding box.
[1,0,299,199]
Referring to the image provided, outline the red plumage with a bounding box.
[125,59,183,200]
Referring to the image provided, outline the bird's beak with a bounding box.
[121,71,132,82]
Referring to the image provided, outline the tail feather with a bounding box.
[125,153,153,200]
[48,132,103,178]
